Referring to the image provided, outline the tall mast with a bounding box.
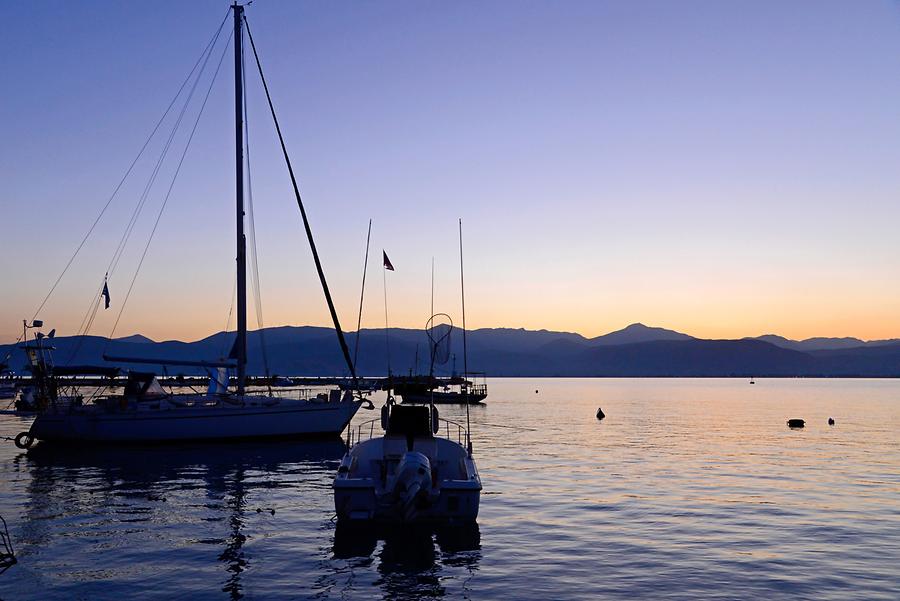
[233,2,247,395]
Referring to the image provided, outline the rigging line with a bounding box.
[80,296,104,347]
[108,87,193,278]
[75,277,106,336]
[222,274,238,357]
[26,10,231,329]
[66,290,103,364]
[241,34,273,394]
[243,17,358,384]
[353,219,372,369]
[107,22,230,280]
[107,29,234,343]
[77,15,230,354]
[0,11,233,367]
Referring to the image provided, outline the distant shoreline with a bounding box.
[5,323,900,379]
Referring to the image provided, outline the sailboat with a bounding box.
[11,4,366,447]
[333,222,482,523]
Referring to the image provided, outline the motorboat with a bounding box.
[335,226,483,524]
[333,398,480,523]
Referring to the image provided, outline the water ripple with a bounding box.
[0,379,898,599]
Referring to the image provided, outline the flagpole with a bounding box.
[383,260,391,377]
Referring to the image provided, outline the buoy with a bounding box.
[14,432,34,449]
[828,417,835,426]
[535,389,539,394]
[787,419,805,428]
[596,407,605,420]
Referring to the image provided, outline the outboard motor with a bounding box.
[394,451,432,521]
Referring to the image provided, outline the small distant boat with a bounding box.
[392,373,487,405]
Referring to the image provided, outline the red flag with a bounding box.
[383,251,395,271]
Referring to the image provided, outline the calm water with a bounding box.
[1,378,898,600]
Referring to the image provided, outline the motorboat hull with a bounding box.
[28,399,361,444]
[334,477,481,523]
[334,428,482,523]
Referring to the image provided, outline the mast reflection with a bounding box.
[22,440,345,598]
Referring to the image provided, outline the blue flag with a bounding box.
[102,281,111,310]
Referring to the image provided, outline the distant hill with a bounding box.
[753,334,900,352]
[590,323,694,346]
[2,323,899,378]
[114,334,155,344]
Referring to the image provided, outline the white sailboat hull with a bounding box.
[29,398,361,443]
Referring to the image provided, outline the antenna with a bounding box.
[459,218,472,455]
[426,313,453,424]
[353,219,372,370]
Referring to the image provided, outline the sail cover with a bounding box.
[207,367,229,396]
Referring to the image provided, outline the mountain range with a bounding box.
[2,323,899,377]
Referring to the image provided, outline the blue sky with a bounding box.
[3,1,900,342]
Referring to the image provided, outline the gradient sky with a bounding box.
[3,0,900,343]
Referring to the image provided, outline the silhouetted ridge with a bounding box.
[590,323,694,346]
[3,324,899,377]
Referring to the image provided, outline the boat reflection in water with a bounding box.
[20,440,345,600]
[333,521,482,598]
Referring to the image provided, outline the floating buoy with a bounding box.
[13,432,34,449]
[787,419,805,428]
[828,417,835,426]
[535,389,539,394]
[596,407,605,420]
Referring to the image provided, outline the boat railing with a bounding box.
[465,383,487,397]
[346,416,470,448]
[438,417,470,447]
[346,417,379,448]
